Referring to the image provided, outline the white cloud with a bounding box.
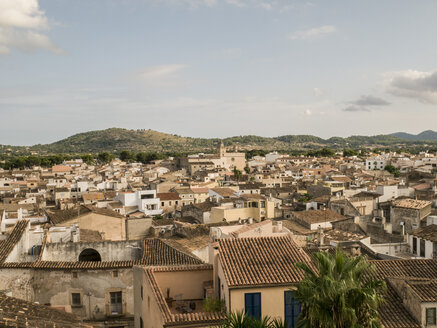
[383,69,437,104]
[0,0,62,55]
[289,25,336,41]
[136,64,187,87]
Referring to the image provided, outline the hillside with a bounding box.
[389,130,437,141]
[2,128,437,156]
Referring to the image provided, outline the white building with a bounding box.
[365,157,386,170]
[115,190,162,216]
[408,225,437,258]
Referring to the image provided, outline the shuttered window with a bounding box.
[245,293,261,320]
[426,308,436,325]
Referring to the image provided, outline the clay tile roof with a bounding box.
[0,220,28,264]
[211,188,237,197]
[409,224,437,242]
[142,239,203,266]
[371,259,437,279]
[45,206,92,225]
[406,279,437,302]
[0,293,88,328]
[411,183,432,191]
[392,198,431,210]
[193,201,215,212]
[218,236,312,288]
[292,209,345,224]
[331,176,353,183]
[157,192,181,201]
[82,192,105,201]
[191,187,209,193]
[379,284,421,328]
[51,165,72,173]
[46,205,124,225]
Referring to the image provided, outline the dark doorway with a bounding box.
[78,248,102,262]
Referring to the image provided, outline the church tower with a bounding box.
[219,140,226,158]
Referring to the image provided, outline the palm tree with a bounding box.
[220,311,285,328]
[295,250,386,328]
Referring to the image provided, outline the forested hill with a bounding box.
[2,128,437,156]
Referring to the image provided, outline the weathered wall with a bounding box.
[79,213,126,241]
[391,207,420,233]
[0,268,134,322]
[41,240,142,262]
[126,218,152,240]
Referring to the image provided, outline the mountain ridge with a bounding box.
[2,128,437,155]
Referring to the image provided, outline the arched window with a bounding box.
[78,248,101,262]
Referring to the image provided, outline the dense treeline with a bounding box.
[0,150,190,170]
[1,145,433,170]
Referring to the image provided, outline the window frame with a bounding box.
[426,307,436,325]
[244,292,261,320]
[70,290,83,308]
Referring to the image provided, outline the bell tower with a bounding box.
[219,140,226,157]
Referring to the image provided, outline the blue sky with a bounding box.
[1,0,437,145]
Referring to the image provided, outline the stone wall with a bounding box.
[0,268,134,324]
[41,240,142,262]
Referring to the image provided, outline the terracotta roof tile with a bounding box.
[0,293,87,328]
[142,239,203,266]
[0,220,28,264]
[218,236,312,288]
[409,224,437,242]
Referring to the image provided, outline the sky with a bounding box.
[1,0,437,145]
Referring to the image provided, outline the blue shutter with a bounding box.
[245,293,261,320]
[284,291,300,328]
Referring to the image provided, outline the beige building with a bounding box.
[157,192,182,213]
[46,205,128,241]
[178,141,246,173]
[0,221,203,327]
[210,195,275,223]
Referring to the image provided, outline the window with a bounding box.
[140,317,144,328]
[112,270,119,278]
[72,271,78,279]
[141,286,143,300]
[71,293,81,307]
[284,291,300,328]
[426,308,436,325]
[110,291,123,315]
[245,293,261,320]
[161,202,164,206]
[413,237,417,254]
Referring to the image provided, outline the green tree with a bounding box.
[244,166,250,174]
[97,152,114,163]
[343,149,358,157]
[233,168,243,181]
[81,154,95,165]
[220,311,285,328]
[295,250,386,328]
[120,150,133,162]
[384,165,400,177]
